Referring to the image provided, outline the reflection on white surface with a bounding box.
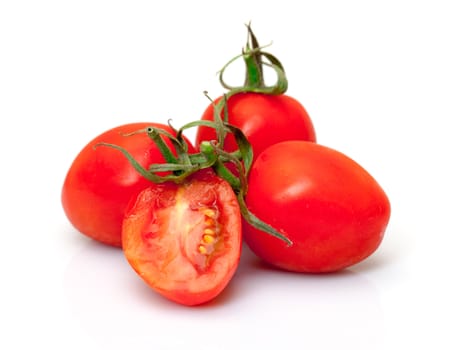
[64,241,384,349]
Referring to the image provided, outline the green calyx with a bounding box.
[96,94,291,246]
[218,22,288,95]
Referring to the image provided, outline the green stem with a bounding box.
[214,159,241,190]
[146,127,179,164]
[218,23,288,95]
[237,192,292,246]
[213,146,247,194]
[243,22,264,88]
[210,93,228,146]
[200,141,241,190]
[95,142,180,183]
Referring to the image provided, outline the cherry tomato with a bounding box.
[243,141,391,273]
[122,169,242,306]
[195,92,316,162]
[61,122,193,247]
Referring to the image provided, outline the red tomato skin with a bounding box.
[61,122,192,247]
[243,141,391,273]
[195,92,316,160]
[122,170,242,306]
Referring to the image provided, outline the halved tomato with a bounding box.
[122,169,242,306]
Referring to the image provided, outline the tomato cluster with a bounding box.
[62,24,390,306]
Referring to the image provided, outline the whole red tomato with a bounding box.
[61,122,193,247]
[195,92,316,163]
[122,169,241,306]
[243,141,391,273]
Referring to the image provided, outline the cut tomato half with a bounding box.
[122,170,242,306]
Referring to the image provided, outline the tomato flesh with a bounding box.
[243,141,391,273]
[195,92,316,161]
[122,170,242,306]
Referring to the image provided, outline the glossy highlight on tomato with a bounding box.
[61,122,193,247]
[122,169,242,306]
[243,141,391,273]
[195,92,316,162]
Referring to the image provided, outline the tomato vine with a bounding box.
[96,24,294,246]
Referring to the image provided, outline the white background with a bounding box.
[1,1,458,349]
